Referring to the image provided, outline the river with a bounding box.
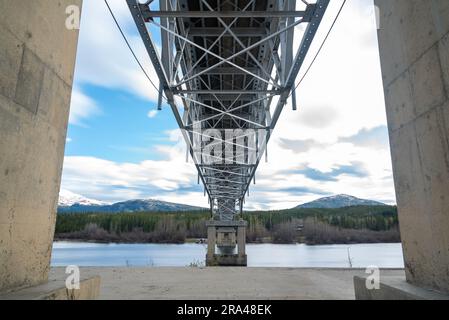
[51,242,404,268]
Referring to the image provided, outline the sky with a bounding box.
[61,0,396,210]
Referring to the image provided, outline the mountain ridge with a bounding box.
[297,194,386,209]
[58,190,205,213]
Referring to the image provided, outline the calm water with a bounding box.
[51,242,404,268]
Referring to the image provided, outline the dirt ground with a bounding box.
[50,267,405,300]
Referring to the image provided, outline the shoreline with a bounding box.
[53,238,402,246]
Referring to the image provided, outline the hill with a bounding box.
[297,194,386,209]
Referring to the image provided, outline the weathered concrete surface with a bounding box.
[206,220,247,266]
[0,0,82,292]
[375,0,449,293]
[49,268,404,300]
[354,276,449,300]
[0,275,100,300]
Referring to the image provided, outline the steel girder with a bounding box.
[127,0,329,221]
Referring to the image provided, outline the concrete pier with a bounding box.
[0,0,83,292]
[206,220,247,266]
[361,0,449,297]
[0,273,100,300]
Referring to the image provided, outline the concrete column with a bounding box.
[0,0,82,292]
[207,225,216,257]
[375,0,449,293]
[237,226,246,257]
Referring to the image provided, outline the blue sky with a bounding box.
[66,85,178,163]
[61,0,396,209]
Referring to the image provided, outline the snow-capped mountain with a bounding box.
[297,194,386,209]
[58,189,108,207]
[58,190,205,213]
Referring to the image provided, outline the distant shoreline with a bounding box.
[53,237,401,246]
[55,205,401,245]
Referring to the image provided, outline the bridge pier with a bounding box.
[206,220,247,267]
[0,0,100,297]
[355,0,449,298]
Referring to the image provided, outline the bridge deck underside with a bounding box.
[186,0,273,220]
[127,0,329,221]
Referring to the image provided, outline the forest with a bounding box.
[55,205,400,245]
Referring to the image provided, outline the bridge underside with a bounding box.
[128,0,329,265]
[1,0,449,298]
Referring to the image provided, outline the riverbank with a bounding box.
[54,225,401,245]
[53,235,400,245]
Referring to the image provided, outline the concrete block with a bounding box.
[207,255,247,267]
[0,101,20,211]
[0,24,23,99]
[388,109,449,294]
[412,107,449,291]
[376,0,408,85]
[38,68,72,132]
[14,48,45,114]
[431,0,449,38]
[443,101,449,143]
[384,71,415,132]
[410,45,446,117]
[377,0,449,294]
[0,223,12,284]
[389,124,435,285]
[0,1,81,293]
[0,275,101,300]
[438,33,449,96]
[400,0,440,66]
[376,0,439,85]
[354,276,449,300]
[0,0,83,85]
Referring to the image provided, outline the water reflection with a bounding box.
[51,242,404,268]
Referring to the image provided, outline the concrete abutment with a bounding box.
[0,0,95,295]
[359,0,449,298]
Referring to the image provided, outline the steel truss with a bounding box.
[127,0,329,221]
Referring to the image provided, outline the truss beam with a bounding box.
[127,0,330,222]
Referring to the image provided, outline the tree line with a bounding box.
[55,205,400,244]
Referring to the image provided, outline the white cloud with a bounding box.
[74,0,160,101]
[147,110,158,118]
[61,130,208,207]
[69,87,100,125]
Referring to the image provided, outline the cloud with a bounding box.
[279,138,327,153]
[297,105,339,129]
[276,186,330,196]
[339,125,390,149]
[68,87,100,125]
[147,110,158,118]
[290,162,369,182]
[61,129,209,206]
[332,162,370,178]
[74,0,160,102]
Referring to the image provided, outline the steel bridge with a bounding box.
[127,0,329,265]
